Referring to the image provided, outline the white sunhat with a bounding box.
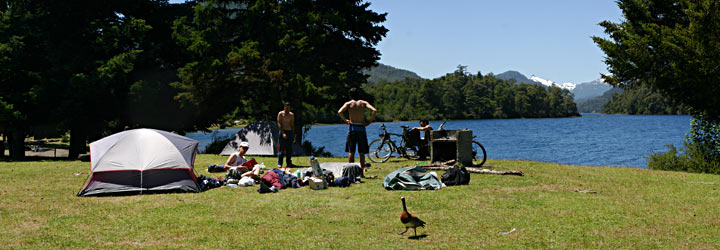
[239,141,250,148]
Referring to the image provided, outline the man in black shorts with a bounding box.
[338,88,377,172]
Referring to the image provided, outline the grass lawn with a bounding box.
[1,155,719,249]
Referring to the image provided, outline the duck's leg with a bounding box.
[399,227,408,235]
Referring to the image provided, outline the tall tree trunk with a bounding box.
[68,126,88,159]
[293,108,304,145]
[8,128,26,160]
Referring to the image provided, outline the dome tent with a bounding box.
[220,120,304,156]
[77,129,201,196]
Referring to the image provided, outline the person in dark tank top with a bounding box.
[412,119,433,160]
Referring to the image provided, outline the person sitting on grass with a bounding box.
[224,141,261,178]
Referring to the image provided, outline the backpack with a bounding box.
[208,164,226,173]
[334,176,351,187]
[323,171,335,185]
[197,174,222,191]
[225,168,244,180]
[441,166,470,186]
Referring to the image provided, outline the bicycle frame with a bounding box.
[378,124,414,156]
[376,125,404,155]
[369,124,425,163]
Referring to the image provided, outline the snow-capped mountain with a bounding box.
[529,75,576,91]
[495,70,611,101]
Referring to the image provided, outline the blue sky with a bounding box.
[366,0,624,84]
[169,0,623,84]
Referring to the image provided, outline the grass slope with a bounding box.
[1,155,719,249]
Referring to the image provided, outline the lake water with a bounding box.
[187,114,692,168]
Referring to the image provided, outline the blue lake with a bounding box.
[187,114,692,168]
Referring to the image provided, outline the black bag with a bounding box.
[441,166,470,186]
[334,176,351,187]
[197,174,222,191]
[323,171,335,185]
[404,129,420,147]
[208,164,226,173]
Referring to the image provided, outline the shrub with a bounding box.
[302,140,332,157]
[648,144,686,172]
[61,132,70,143]
[648,115,720,174]
[648,143,720,174]
[203,135,233,154]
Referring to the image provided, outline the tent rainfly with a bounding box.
[220,120,304,156]
[77,128,201,196]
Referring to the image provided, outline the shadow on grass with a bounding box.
[408,233,428,240]
[0,156,76,162]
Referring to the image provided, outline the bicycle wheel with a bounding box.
[369,138,392,163]
[403,145,422,160]
[471,140,487,167]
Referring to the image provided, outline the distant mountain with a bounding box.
[495,70,576,90]
[572,79,613,101]
[496,70,536,85]
[363,64,421,84]
[576,87,623,113]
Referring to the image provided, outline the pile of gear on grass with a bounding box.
[381,159,524,191]
[382,164,469,191]
[200,156,364,194]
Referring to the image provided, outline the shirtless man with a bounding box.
[337,88,377,171]
[277,102,295,168]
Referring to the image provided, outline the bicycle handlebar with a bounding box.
[376,124,410,137]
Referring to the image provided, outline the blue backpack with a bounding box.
[208,164,226,173]
[334,176,351,187]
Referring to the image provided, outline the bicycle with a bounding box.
[368,124,422,163]
[470,137,487,167]
[437,121,487,167]
[368,122,487,166]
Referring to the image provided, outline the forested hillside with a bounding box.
[576,86,688,114]
[576,88,622,113]
[602,85,688,115]
[495,70,537,85]
[363,67,578,121]
[363,64,421,83]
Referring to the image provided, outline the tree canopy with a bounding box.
[366,67,579,121]
[0,0,387,159]
[0,0,197,158]
[594,0,720,172]
[593,0,720,121]
[172,0,388,137]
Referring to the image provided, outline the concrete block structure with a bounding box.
[429,129,473,166]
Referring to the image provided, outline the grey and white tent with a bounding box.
[220,120,304,156]
[77,128,201,196]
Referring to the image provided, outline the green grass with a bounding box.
[1,155,720,249]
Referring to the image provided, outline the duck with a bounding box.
[399,196,425,236]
